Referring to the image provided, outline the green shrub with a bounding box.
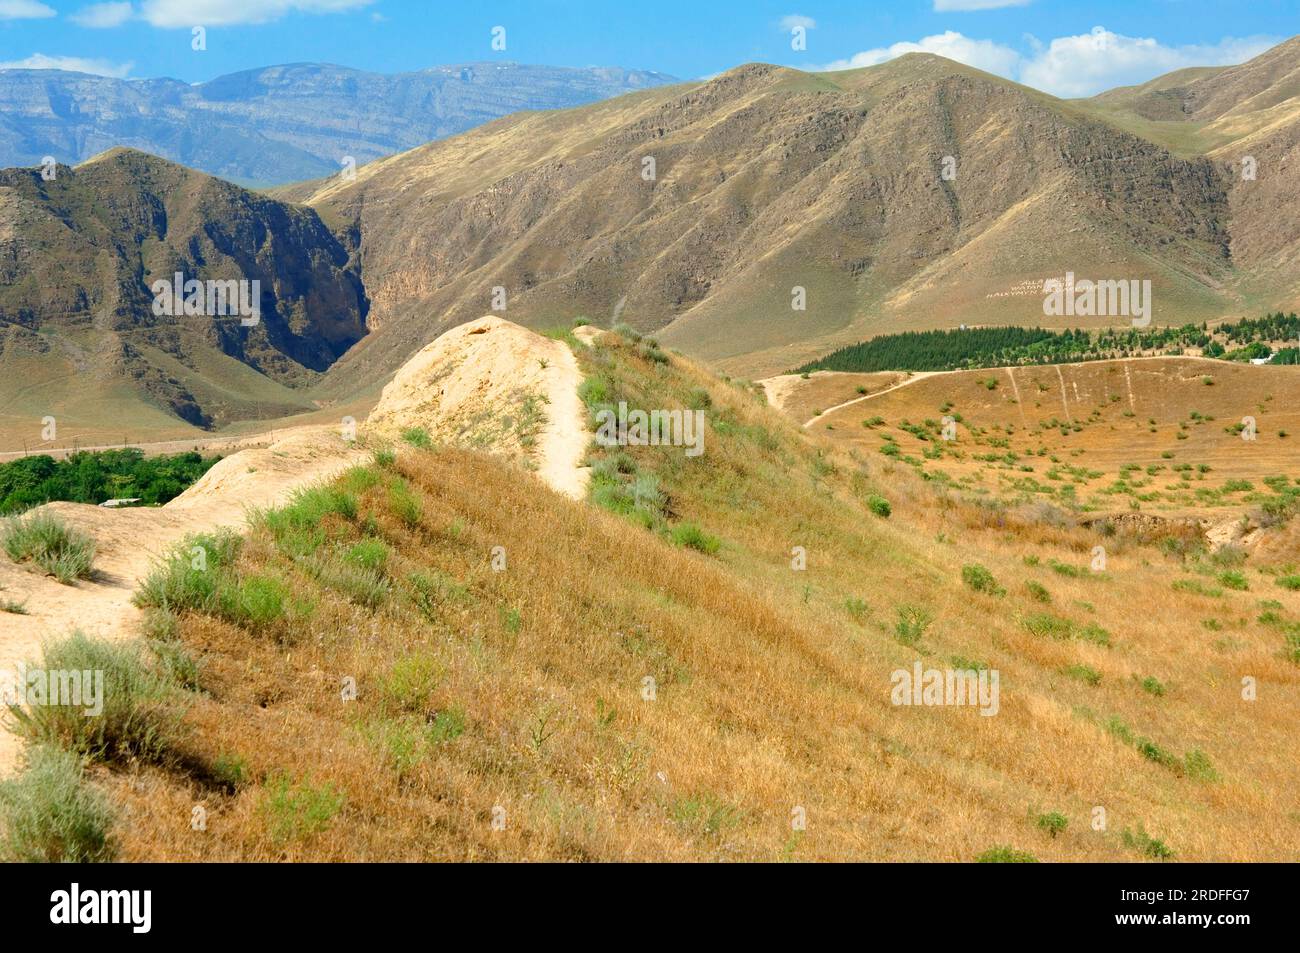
[0,746,114,862]
[5,631,181,764]
[1035,811,1068,838]
[1047,559,1082,578]
[686,387,713,410]
[344,538,389,573]
[1217,570,1249,591]
[379,655,445,714]
[1076,622,1112,647]
[400,427,433,449]
[1122,824,1174,860]
[133,530,241,613]
[262,486,357,541]
[1024,613,1109,646]
[2,512,95,583]
[211,753,251,790]
[1136,737,1177,768]
[428,706,467,744]
[218,574,290,629]
[387,478,421,527]
[976,846,1037,863]
[894,604,932,646]
[867,494,891,518]
[1135,675,1166,697]
[1025,580,1051,603]
[1023,613,1073,640]
[1183,749,1218,782]
[962,563,1005,596]
[1062,663,1101,686]
[670,522,721,555]
[338,466,381,495]
[1275,575,1300,591]
[259,774,345,842]
[1172,578,1223,598]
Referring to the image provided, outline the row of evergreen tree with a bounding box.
[794,313,1300,374]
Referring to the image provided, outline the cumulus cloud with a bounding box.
[1019,27,1279,98]
[814,26,1278,98]
[0,0,55,20]
[0,53,133,77]
[815,30,1021,78]
[934,0,1031,9]
[71,2,135,28]
[138,0,374,28]
[780,14,816,32]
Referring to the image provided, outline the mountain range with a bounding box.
[0,62,675,185]
[2,38,1299,442]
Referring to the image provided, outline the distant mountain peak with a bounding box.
[0,61,677,184]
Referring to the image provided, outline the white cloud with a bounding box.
[934,0,1031,10]
[780,14,816,32]
[813,26,1278,98]
[815,30,1021,78]
[1019,27,1278,98]
[138,0,375,27]
[0,0,55,20]
[0,53,133,77]
[71,2,135,28]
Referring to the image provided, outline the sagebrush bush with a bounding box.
[0,745,114,862]
[134,529,241,613]
[5,631,182,764]
[2,512,95,583]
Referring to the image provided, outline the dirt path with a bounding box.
[0,317,591,773]
[534,336,592,500]
[797,371,943,427]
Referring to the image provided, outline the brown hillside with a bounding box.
[304,55,1239,386]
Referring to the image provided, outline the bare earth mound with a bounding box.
[367,316,590,500]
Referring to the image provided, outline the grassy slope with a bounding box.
[50,332,1297,861]
[799,357,1300,517]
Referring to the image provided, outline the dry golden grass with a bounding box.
[51,336,1300,861]
[795,357,1300,519]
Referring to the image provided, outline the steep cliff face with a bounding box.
[0,63,676,184]
[0,148,367,428]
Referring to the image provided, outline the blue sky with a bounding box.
[0,0,1296,97]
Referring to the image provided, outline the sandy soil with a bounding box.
[0,317,590,772]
